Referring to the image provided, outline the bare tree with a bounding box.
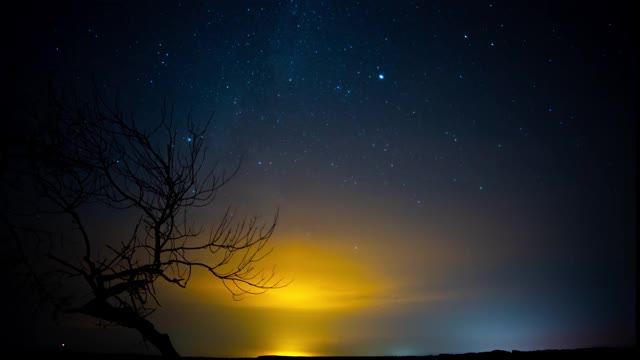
[2,90,284,357]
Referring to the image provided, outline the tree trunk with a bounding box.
[74,300,180,357]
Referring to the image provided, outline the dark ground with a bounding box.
[8,347,636,359]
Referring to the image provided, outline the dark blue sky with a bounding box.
[5,0,636,356]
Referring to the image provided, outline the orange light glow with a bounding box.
[186,240,385,312]
[170,240,387,357]
[267,349,315,357]
[242,242,380,311]
[154,232,459,357]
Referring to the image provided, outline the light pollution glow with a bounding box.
[154,234,459,357]
[178,241,385,357]
[80,193,633,357]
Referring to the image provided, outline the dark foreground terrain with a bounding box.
[9,347,636,360]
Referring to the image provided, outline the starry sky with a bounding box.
[4,0,636,357]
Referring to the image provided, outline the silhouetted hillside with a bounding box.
[11,346,636,360]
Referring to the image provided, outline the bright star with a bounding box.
[378,73,385,80]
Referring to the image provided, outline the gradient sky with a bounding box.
[4,0,636,357]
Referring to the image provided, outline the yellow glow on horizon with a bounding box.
[170,240,388,357]
[266,350,315,357]
[261,327,325,358]
[184,240,386,312]
[155,232,463,358]
[238,241,381,311]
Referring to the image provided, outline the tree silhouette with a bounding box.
[2,90,283,357]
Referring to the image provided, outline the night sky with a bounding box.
[4,0,636,357]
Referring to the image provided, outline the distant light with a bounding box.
[464,34,469,39]
[186,137,193,142]
[378,73,385,80]
[270,350,312,357]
